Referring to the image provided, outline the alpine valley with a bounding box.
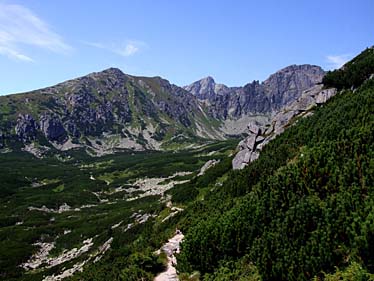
[1,46,374,281]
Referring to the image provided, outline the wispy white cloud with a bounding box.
[117,42,140,57]
[325,54,351,69]
[84,40,145,57]
[0,3,72,62]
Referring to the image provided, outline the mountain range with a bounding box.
[0,64,325,157]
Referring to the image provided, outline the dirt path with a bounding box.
[154,232,184,281]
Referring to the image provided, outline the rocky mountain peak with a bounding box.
[201,76,215,84]
[36,68,129,97]
[87,67,128,83]
[183,76,218,100]
[100,67,125,76]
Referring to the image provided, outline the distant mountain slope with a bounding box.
[184,64,325,119]
[0,68,223,156]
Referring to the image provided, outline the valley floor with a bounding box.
[0,140,237,281]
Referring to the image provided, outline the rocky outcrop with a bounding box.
[232,85,337,169]
[232,122,263,170]
[15,114,38,142]
[267,85,337,137]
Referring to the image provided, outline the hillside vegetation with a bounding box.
[175,47,374,280]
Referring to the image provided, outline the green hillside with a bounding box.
[175,48,374,280]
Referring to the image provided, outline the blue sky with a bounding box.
[0,0,373,95]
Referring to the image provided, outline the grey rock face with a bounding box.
[268,86,337,137]
[185,64,325,119]
[232,85,337,169]
[40,114,67,143]
[314,87,337,104]
[61,71,130,137]
[15,114,38,142]
[263,64,325,111]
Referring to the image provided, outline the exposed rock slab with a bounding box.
[233,85,337,169]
